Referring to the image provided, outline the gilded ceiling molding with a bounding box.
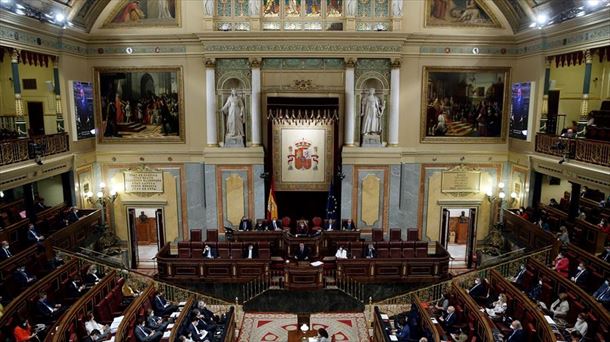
[201,41,402,55]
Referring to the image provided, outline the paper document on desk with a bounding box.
[431,317,439,324]
[310,261,323,267]
[308,338,318,342]
[544,315,556,324]
[380,314,389,320]
[166,323,174,330]
[389,335,398,341]
[163,331,171,338]
[170,312,180,318]
[178,301,187,306]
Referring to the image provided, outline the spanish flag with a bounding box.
[267,183,278,220]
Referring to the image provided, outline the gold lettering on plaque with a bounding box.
[441,171,481,193]
[124,172,164,193]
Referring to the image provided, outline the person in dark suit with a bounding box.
[27,223,44,243]
[145,308,169,332]
[270,217,282,231]
[599,246,610,262]
[187,315,210,342]
[84,265,102,285]
[36,292,63,321]
[593,278,610,307]
[343,218,356,231]
[511,264,527,286]
[238,216,252,231]
[135,318,162,342]
[396,318,410,342]
[254,220,265,231]
[468,277,487,298]
[202,244,216,259]
[438,306,456,333]
[193,309,216,334]
[363,243,376,259]
[294,243,310,261]
[0,240,13,260]
[324,218,337,231]
[528,280,543,301]
[243,244,258,259]
[153,291,178,317]
[296,220,308,235]
[196,301,215,320]
[66,207,80,223]
[14,266,36,288]
[570,262,590,287]
[506,320,526,342]
[66,277,87,298]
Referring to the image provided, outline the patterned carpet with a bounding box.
[238,312,370,342]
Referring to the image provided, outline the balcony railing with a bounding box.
[535,133,610,167]
[0,132,69,166]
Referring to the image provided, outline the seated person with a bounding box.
[506,320,525,342]
[0,240,13,260]
[528,279,543,301]
[146,308,169,332]
[395,318,410,341]
[14,319,37,342]
[569,331,583,342]
[84,265,103,285]
[335,246,347,259]
[192,308,217,333]
[434,292,450,314]
[135,317,162,342]
[47,252,65,270]
[296,220,309,235]
[27,223,44,243]
[188,315,210,342]
[254,220,265,231]
[511,264,527,285]
[553,252,570,277]
[325,218,337,231]
[485,293,507,319]
[270,217,282,231]
[122,282,141,299]
[468,277,487,299]
[599,245,610,262]
[593,278,610,306]
[14,266,36,288]
[238,216,252,231]
[363,243,376,259]
[570,262,589,287]
[556,227,570,246]
[294,243,310,261]
[153,291,178,317]
[202,244,216,259]
[437,306,456,333]
[550,292,570,320]
[85,312,110,339]
[343,218,356,231]
[243,244,258,259]
[316,328,331,342]
[549,198,559,208]
[565,313,588,338]
[36,291,64,321]
[82,329,102,342]
[196,300,215,321]
[517,207,529,220]
[66,277,87,298]
[66,206,80,223]
[34,197,48,211]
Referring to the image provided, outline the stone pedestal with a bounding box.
[361,134,382,147]
[224,136,245,147]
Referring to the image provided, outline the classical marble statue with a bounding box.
[221,89,245,138]
[360,88,384,135]
[203,0,214,16]
[249,0,260,16]
[346,0,356,16]
[391,0,403,16]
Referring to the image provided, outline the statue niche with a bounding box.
[219,77,247,147]
[360,86,385,147]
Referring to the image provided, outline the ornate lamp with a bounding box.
[84,182,119,229]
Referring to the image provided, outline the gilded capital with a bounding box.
[391,59,401,69]
[345,58,356,68]
[584,49,592,64]
[250,58,261,69]
[545,56,551,67]
[204,58,215,68]
[11,49,19,63]
[53,56,59,68]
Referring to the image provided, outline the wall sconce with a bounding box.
[510,191,518,204]
[84,182,119,229]
[486,182,506,202]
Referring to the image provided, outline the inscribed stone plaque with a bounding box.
[441,171,481,193]
[124,172,164,193]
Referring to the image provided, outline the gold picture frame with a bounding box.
[103,0,181,28]
[420,66,511,144]
[272,121,334,191]
[94,66,185,144]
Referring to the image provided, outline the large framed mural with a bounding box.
[272,122,334,191]
[425,0,500,27]
[94,67,184,143]
[421,66,511,144]
[103,0,180,28]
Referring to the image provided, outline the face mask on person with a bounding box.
[577,318,583,323]
[577,266,583,271]
[475,279,480,285]
[605,280,609,285]
[539,281,543,285]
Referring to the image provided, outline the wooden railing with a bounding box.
[535,133,610,167]
[451,282,496,342]
[0,132,69,166]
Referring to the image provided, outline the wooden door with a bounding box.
[155,209,165,249]
[467,208,477,268]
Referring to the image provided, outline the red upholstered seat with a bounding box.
[372,228,383,242]
[190,229,202,241]
[281,216,291,228]
[406,228,419,241]
[259,248,270,259]
[389,228,401,241]
[312,217,322,228]
[191,241,204,258]
[206,229,218,242]
[177,241,191,258]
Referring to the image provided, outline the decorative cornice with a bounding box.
[202,41,402,54]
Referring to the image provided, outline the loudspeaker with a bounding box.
[546,90,560,135]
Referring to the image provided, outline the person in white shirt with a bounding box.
[85,312,110,338]
[485,293,507,318]
[550,292,570,320]
[566,312,588,337]
[335,246,347,259]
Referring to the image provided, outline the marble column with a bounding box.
[205,59,218,146]
[250,59,262,147]
[388,60,400,146]
[344,59,356,146]
[11,49,26,137]
[53,56,64,132]
[580,49,592,121]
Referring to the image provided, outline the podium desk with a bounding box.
[284,261,324,290]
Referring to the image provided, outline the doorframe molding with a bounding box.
[123,201,167,268]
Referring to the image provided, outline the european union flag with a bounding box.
[325,181,338,221]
